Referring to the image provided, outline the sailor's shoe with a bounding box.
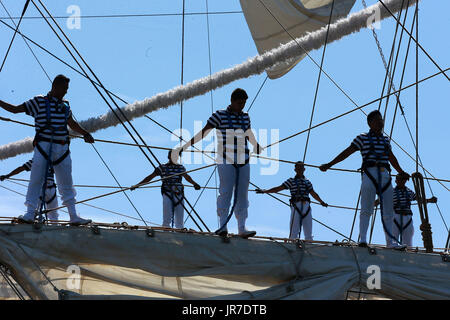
[69,217,92,226]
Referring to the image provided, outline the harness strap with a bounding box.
[394,217,412,235]
[215,165,240,234]
[45,189,57,205]
[289,201,311,239]
[36,142,70,166]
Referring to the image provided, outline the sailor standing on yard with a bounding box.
[131,151,201,229]
[319,110,408,249]
[374,172,437,248]
[256,161,328,240]
[1,160,60,222]
[0,74,93,225]
[177,88,263,238]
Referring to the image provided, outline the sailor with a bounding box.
[319,110,408,249]
[256,161,328,240]
[1,160,60,222]
[176,88,263,238]
[131,150,201,229]
[374,172,437,247]
[0,74,93,225]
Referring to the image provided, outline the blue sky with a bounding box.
[0,0,448,249]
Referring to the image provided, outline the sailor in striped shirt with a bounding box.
[320,110,408,249]
[0,74,94,225]
[375,173,437,247]
[257,162,328,240]
[1,160,59,222]
[131,151,201,229]
[178,88,263,238]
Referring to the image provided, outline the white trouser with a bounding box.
[162,193,184,229]
[25,142,78,219]
[393,213,414,247]
[217,164,250,233]
[45,186,59,221]
[359,167,395,245]
[289,201,312,240]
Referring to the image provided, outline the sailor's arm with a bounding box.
[388,150,407,175]
[0,165,26,181]
[183,173,201,190]
[310,190,328,207]
[320,145,358,172]
[130,170,158,190]
[0,100,25,114]
[180,123,214,152]
[67,115,94,143]
[256,184,286,194]
[246,129,263,154]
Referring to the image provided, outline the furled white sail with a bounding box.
[0,0,421,161]
[0,224,448,300]
[240,0,356,79]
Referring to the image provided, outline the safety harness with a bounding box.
[160,164,185,228]
[35,95,70,223]
[215,108,248,235]
[393,187,413,243]
[289,177,311,239]
[361,132,398,244]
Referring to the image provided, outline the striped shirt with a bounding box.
[351,131,391,167]
[207,106,251,165]
[393,186,416,215]
[23,95,72,141]
[157,163,186,194]
[23,160,56,188]
[283,176,313,201]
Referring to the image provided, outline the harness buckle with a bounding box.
[368,247,377,255]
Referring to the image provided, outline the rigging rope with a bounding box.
[303,0,335,163]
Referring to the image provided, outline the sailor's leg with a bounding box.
[174,197,185,229]
[216,164,235,231]
[162,194,173,228]
[302,203,313,241]
[52,145,78,220]
[359,170,377,244]
[392,213,401,243]
[24,145,49,219]
[403,218,414,247]
[289,205,300,239]
[234,164,250,234]
[380,171,394,246]
[45,187,59,221]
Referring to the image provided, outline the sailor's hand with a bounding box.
[428,196,438,204]
[319,163,331,172]
[397,171,410,180]
[193,183,201,190]
[255,188,265,194]
[83,133,94,143]
[255,144,264,155]
[130,185,137,191]
[0,175,7,181]
[321,201,328,207]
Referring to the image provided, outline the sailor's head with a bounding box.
[367,110,384,133]
[230,88,248,112]
[294,161,305,176]
[395,172,409,187]
[168,149,179,164]
[51,74,70,100]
